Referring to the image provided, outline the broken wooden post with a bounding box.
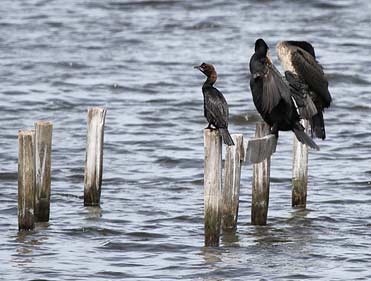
[204,129,222,246]
[243,134,276,165]
[292,119,309,207]
[18,130,35,230]
[222,134,243,231]
[84,107,107,206]
[34,121,53,222]
[251,122,271,225]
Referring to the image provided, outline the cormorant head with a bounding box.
[286,40,316,58]
[255,38,269,57]
[194,62,217,83]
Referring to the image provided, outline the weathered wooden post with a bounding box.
[18,130,35,230]
[251,122,271,225]
[204,129,222,246]
[34,121,53,221]
[292,120,309,207]
[84,107,107,206]
[222,134,243,230]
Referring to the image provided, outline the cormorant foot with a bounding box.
[270,130,279,138]
[270,125,279,138]
[206,123,216,130]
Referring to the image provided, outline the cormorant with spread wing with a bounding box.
[276,41,332,139]
[249,38,319,150]
[195,63,234,146]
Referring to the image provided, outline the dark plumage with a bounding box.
[249,38,319,150]
[195,63,234,146]
[276,40,332,139]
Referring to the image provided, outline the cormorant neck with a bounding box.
[255,50,267,59]
[204,73,217,86]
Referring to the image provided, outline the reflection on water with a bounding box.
[84,206,103,220]
[221,229,240,246]
[201,247,223,264]
[13,230,48,268]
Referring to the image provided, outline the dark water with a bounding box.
[0,0,370,280]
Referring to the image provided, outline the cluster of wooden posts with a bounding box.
[17,108,310,246]
[203,121,309,246]
[17,107,106,231]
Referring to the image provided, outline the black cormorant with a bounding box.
[276,40,332,139]
[249,38,319,150]
[195,63,234,146]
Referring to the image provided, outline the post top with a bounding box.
[18,129,34,136]
[35,120,53,126]
[88,107,107,112]
[203,128,221,136]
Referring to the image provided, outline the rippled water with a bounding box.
[0,0,370,280]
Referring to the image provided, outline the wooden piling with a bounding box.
[84,107,107,206]
[18,130,35,231]
[222,134,243,230]
[251,122,271,225]
[34,121,53,222]
[292,120,309,207]
[204,129,222,246]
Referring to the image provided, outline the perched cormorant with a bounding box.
[249,38,319,150]
[195,63,234,146]
[276,40,332,139]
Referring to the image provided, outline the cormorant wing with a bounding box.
[285,71,318,119]
[260,59,292,114]
[291,49,332,107]
[204,88,228,128]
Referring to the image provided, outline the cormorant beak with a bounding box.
[194,65,203,72]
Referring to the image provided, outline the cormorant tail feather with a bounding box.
[219,128,234,146]
[293,128,320,151]
[310,112,326,140]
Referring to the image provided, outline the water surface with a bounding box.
[0,0,370,280]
